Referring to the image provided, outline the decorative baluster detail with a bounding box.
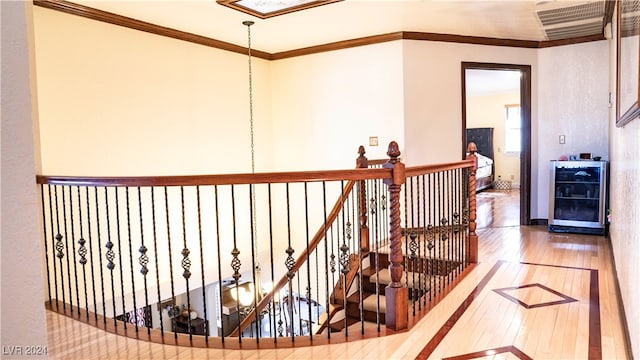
[409,231,418,302]
[78,238,87,265]
[409,232,418,260]
[330,253,336,273]
[55,234,64,259]
[277,317,284,337]
[370,197,377,216]
[139,245,149,275]
[231,248,241,283]
[453,212,461,233]
[285,247,295,280]
[284,246,295,338]
[427,225,435,251]
[181,248,191,279]
[106,240,115,270]
[440,217,449,241]
[339,243,350,276]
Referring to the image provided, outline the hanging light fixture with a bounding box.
[244,20,262,299]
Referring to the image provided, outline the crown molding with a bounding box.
[33,0,273,60]
[33,0,609,61]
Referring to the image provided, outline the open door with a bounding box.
[461,62,532,226]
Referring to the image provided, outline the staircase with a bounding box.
[318,248,460,333]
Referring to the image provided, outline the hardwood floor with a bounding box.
[45,191,631,359]
[476,188,520,229]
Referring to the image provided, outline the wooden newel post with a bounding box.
[466,142,478,263]
[383,141,408,331]
[357,146,370,254]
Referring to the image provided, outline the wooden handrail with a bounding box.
[231,179,357,336]
[404,159,474,177]
[36,168,390,187]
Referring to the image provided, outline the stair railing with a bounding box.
[37,141,477,348]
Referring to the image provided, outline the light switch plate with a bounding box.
[559,135,565,144]
[369,136,378,146]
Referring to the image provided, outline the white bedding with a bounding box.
[475,152,493,178]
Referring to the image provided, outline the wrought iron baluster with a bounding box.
[75,186,89,318]
[104,187,118,328]
[40,185,52,306]
[114,188,127,330]
[151,187,164,334]
[164,186,177,339]
[137,187,151,334]
[60,187,75,312]
[421,174,428,307]
[340,180,351,336]
[229,185,243,341]
[64,186,80,314]
[370,178,381,330]
[53,186,66,310]
[303,182,313,340]
[267,184,276,343]
[179,186,192,340]
[196,185,207,341]
[321,181,330,340]
[214,185,225,342]
[248,183,259,342]
[94,187,106,323]
[125,188,138,331]
[284,182,295,341]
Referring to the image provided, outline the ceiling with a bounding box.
[70,0,609,54]
[466,69,522,96]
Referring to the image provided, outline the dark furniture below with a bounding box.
[172,316,208,336]
[466,127,494,191]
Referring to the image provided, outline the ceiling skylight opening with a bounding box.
[217,0,343,19]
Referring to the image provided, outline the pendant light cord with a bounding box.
[244,21,262,292]
[244,21,256,174]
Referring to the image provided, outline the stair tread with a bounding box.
[370,268,432,288]
[362,294,386,313]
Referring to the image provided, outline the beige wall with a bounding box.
[270,41,405,170]
[1,1,48,355]
[466,92,521,186]
[34,7,273,177]
[401,41,538,168]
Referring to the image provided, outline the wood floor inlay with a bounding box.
[493,283,578,309]
[441,345,533,360]
[416,261,602,360]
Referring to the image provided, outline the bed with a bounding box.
[466,127,494,192]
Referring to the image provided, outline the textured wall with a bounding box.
[609,14,640,356]
[609,118,640,359]
[1,1,48,356]
[536,41,610,219]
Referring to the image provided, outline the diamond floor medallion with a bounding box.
[493,283,578,309]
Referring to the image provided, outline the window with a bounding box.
[505,104,521,153]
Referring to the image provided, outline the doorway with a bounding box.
[461,62,532,226]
